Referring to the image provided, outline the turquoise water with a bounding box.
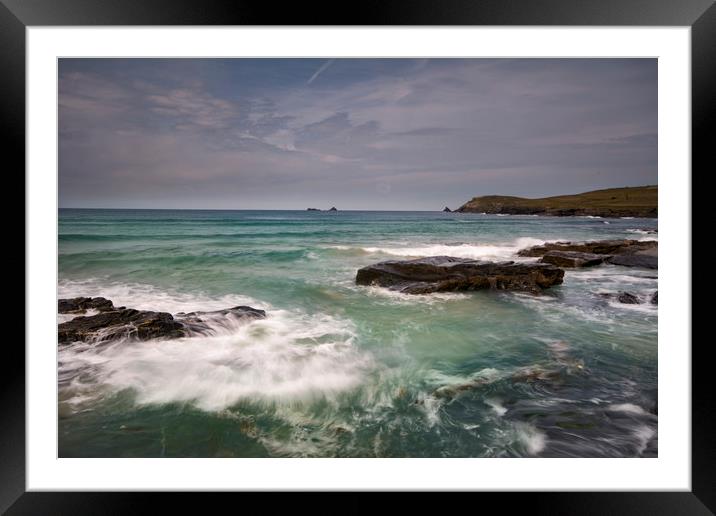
[58,209,657,457]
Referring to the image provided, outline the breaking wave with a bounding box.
[326,237,548,261]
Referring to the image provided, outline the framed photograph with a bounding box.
[6,0,713,512]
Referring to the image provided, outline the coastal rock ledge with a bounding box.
[518,239,658,269]
[356,256,564,294]
[58,297,266,344]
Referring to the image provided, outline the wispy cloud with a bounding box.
[306,59,334,85]
[58,58,657,210]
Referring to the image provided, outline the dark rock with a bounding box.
[355,256,564,294]
[58,308,185,343]
[328,207,338,212]
[58,303,267,344]
[598,291,642,304]
[518,239,657,257]
[307,208,321,211]
[58,297,115,314]
[539,251,607,268]
[176,306,266,335]
[442,206,452,212]
[606,248,658,269]
[617,292,641,304]
[651,291,658,305]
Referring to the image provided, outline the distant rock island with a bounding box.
[307,207,339,212]
[442,206,452,212]
[455,185,657,218]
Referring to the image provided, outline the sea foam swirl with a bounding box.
[58,280,373,412]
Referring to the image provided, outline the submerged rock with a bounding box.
[58,298,266,344]
[355,256,564,294]
[617,292,641,304]
[539,251,607,268]
[511,365,563,384]
[58,297,115,314]
[175,306,267,335]
[518,239,657,258]
[599,292,642,304]
[433,378,492,399]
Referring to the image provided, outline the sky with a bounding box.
[58,58,657,210]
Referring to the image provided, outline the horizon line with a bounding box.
[58,207,454,212]
[58,185,659,212]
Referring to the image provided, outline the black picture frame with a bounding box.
[4,0,713,513]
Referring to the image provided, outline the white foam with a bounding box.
[57,308,99,324]
[359,285,469,304]
[570,267,657,283]
[58,278,267,313]
[57,282,374,412]
[485,398,507,416]
[514,422,547,455]
[626,229,657,235]
[633,425,656,455]
[426,367,500,388]
[418,395,443,427]
[329,237,549,261]
[607,403,649,415]
[605,300,657,314]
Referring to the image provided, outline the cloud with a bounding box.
[145,88,239,129]
[59,58,657,209]
[306,59,334,85]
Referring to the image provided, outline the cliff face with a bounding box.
[455,186,657,218]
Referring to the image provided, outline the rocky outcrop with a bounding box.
[58,297,116,314]
[442,206,452,212]
[58,308,185,343]
[519,239,658,270]
[606,248,658,269]
[328,207,338,212]
[539,251,606,268]
[355,256,564,294]
[58,299,266,344]
[518,239,657,257]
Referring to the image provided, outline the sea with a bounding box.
[58,209,658,457]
